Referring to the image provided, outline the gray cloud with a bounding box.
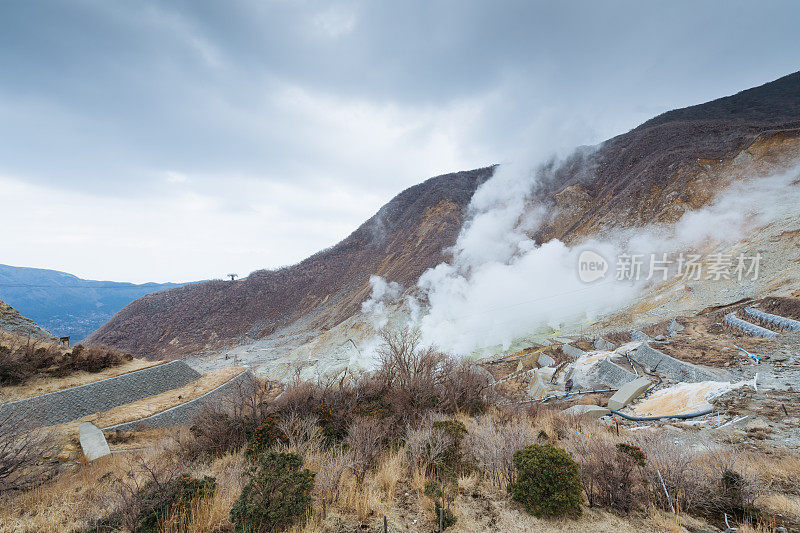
[0,0,798,281]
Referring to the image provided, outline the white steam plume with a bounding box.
[411,162,800,356]
[361,275,403,329]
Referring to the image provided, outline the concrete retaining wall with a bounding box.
[562,344,585,359]
[103,370,253,432]
[725,312,777,338]
[633,343,721,382]
[0,361,201,430]
[743,307,800,331]
[596,359,638,388]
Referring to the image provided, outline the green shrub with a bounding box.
[615,443,645,467]
[246,413,288,458]
[431,419,468,479]
[719,469,761,522]
[425,480,456,530]
[230,451,315,533]
[509,444,583,518]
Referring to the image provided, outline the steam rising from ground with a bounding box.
[361,275,403,329]
[361,158,800,358]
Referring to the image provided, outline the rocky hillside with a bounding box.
[532,71,800,244]
[88,168,493,357]
[0,299,54,341]
[90,71,800,361]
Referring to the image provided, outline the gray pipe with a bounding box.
[608,407,713,421]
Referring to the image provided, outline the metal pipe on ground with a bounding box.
[608,407,713,421]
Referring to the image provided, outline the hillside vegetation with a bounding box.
[2,328,797,532]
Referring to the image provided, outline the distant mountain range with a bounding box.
[0,264,189,341]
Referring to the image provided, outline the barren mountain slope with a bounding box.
[90,72,800,362]
[533,71,800,244]
[88,168,493,357]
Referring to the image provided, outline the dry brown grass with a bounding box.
[758,493,800,520]
[159,451,247,533]
[0,453,127,532]
[1,358,162,403]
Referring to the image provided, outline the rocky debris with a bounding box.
[561,404,611,419]
[528,367,558,398]
[608,377,652,410]
[0,299,54,340]
[79,422,111,462]
[57,443,78,462]
[594,338,616,351]
[596,359,638,388]
[667,318,685,337]
[631,330,651,341]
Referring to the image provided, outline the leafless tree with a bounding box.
[315,445,352,501]
[406,424,452,473]
[345,417,386,486]
[463,414,531,489]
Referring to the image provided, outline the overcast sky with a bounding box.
[1,0,798,283]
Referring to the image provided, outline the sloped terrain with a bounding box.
[90,72,800,371]
[532,71,800,244]
[88,167,493,357]
[0,298,54,341]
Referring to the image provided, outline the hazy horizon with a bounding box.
[2,1,799,283]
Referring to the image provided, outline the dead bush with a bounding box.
[570,433,648,514]
[375,327,490,421]
[464,413,533,489]
[58,344,127,375]
[0,341,61,385]
[697,447,766,522]
[0,409,59,492]
[277,411,322,457]
[99,449,189,532]
[315,445,352,501]
[345,417,387,486]
[0,341,127,385]
[188,378,277,458]
[634,432,708,513]
[406,423,453,474]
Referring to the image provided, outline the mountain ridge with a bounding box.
[88,167,494,356]
[0,264,187,340]
[89,71,800,360]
